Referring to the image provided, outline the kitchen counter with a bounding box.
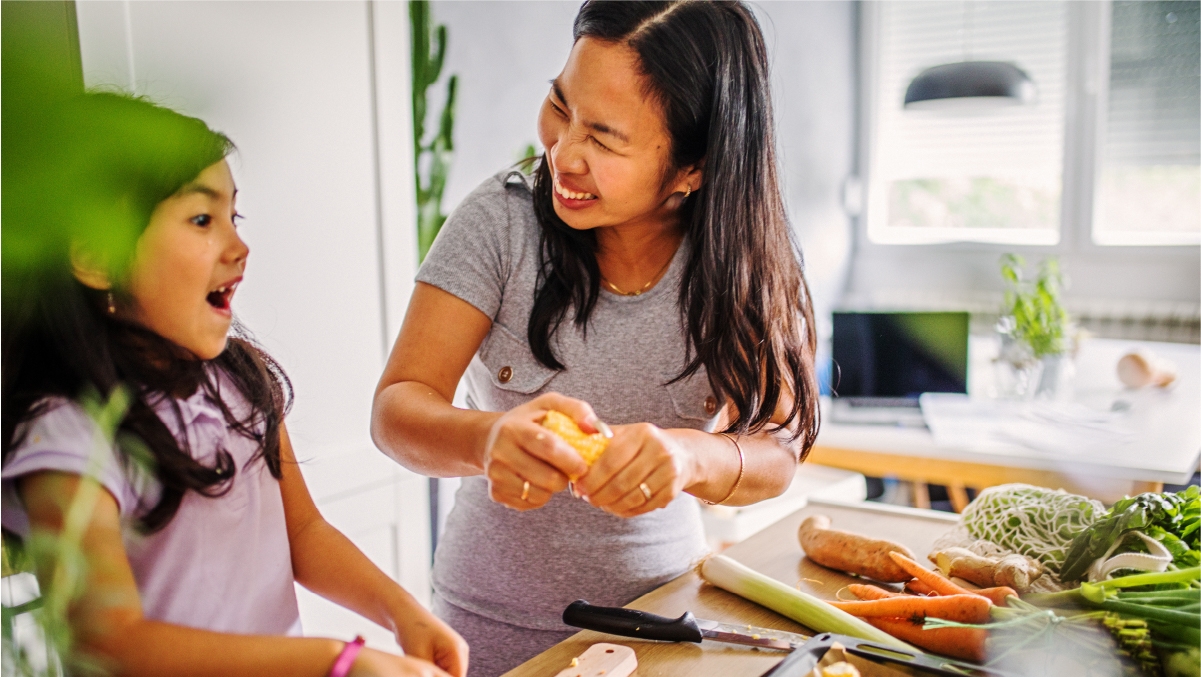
[502,499,960,677]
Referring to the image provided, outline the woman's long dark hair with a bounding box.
[529,1,819,457]
[2,93,292,532]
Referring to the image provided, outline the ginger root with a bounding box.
[930,548,1043,592]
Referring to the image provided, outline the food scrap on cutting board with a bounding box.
[551,643,637,677]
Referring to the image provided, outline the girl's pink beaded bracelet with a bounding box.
[328,635,366,677]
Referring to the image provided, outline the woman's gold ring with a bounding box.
[521,480,531,502]
[639,482,653,502]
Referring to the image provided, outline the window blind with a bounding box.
[867,1,1068,244]
[1094,0,1200,244]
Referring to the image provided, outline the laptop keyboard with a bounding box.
[840,397,921,409]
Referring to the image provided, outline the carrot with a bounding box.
[865,617,988,663]
[888,552,977,597]
[847,583,904,601]
[902,572,1016,606]
[828,594,993,624]
[905,579,939,596]
[971,586,1019,607]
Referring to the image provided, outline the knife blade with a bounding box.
[563,601,1019,677]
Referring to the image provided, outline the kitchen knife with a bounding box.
[563,601,1016,677]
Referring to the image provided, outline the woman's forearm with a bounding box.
[674,428,797,506]
[371,380,499,477]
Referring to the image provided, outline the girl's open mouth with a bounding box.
[206,281,238,312]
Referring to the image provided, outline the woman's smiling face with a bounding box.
[537,37,698,231]
[124,159,248,359]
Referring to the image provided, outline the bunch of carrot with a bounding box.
[829,552,1019,663]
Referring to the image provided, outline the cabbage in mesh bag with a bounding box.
[962,484,1104,574]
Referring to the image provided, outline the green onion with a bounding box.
[1117,590,1200,602]
[699,555,914,651]
[1093,567,1200,590]
[1147,620,1201,647]
[1094,600,1201,626]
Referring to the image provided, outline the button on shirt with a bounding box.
[1,371,301,635]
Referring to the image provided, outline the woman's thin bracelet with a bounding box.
[704,433,744,506]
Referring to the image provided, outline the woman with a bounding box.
[372,2,819,675]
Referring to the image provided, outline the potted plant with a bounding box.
[996,254,1075,399]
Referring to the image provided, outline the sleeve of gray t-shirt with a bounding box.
[416,173,521,320]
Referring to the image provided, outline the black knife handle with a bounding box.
[563,600,704,643]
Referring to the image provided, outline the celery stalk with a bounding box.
[699,555,915,651]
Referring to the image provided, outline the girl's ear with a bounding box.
[69,242,113,290]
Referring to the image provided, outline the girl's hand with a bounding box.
[394,605,470,677]
[483,393,594,510]
[575,423,697,518]
[348,648,452,677]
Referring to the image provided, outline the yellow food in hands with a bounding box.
[541,410,608,465]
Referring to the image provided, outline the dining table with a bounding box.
[810,337,1200,507]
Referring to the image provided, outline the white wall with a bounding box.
[75,0,427,650]
[436,0,578,209]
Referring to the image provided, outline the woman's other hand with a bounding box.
[393,605,469,677]
[483,393,595,510]
[348,648,453,677]
[575,423,696,518]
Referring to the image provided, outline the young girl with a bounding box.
[1,93,467,677]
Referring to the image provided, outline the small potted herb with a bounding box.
[996,254,1075,399]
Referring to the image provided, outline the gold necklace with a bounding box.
[601,254,675,296]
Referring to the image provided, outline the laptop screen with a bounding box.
[832,311,969,399]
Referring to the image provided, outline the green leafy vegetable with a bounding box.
[1060,486,1201,583]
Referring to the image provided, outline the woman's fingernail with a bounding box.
[595,420,614,438]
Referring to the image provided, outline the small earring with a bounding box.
[106,291,116,315]
[683,185,692,200]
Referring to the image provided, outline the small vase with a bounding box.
[1035,352,1076,401]
[993,327,1043,401]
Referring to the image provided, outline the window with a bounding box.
[862,0,1201,247]
[1093,1,1200,245]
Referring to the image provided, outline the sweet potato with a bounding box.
[798,515,917,583]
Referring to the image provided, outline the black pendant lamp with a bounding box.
[903,1,1037,111]
[904,61,1036,109]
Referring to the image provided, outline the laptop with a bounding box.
[830,311,969,426]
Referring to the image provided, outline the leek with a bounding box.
[699,555,914,651]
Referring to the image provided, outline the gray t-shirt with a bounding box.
[417,169,715,632]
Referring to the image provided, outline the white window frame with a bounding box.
[858,0,1200,253]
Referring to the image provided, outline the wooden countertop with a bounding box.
[503,499,959,677]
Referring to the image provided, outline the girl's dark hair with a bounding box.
[529,1,819,457]
[2,92,291,532]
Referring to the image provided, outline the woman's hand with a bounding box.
[348,648,452,677]
[483,393,595,510]
[575,423,697,518]
[393,604,469,677]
